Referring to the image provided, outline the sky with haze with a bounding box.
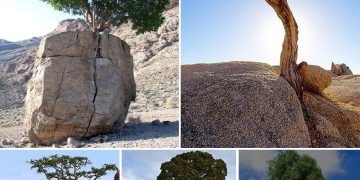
[0,0,80,41]
[182,0,360,74]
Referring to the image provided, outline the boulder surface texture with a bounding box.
[25,31,136,145]
[181,61,310,148]
[303,65,332,95]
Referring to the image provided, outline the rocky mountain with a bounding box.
[111,4,179,112]
[0,38,38,109]
[0,37,39,63]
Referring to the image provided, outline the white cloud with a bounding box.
[297,150,344,176]
[122,169,139,180]
[238,150,278,172]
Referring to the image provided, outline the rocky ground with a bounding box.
[182,61,360,148]
[0,109,178,148]
[0,2,179,148]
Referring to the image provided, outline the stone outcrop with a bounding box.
[331,62,353,76]
[48,19,92,36]
[181,61,311,148]
[302,65,332,95]
[25,31,136,145]
[304,91,360,147]
[324,75,360,108]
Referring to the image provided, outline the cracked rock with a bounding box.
[24,31,136,145]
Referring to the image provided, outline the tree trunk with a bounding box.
[266,0,303,100]
[114,170,120,180]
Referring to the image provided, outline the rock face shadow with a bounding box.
[120,120,179,141]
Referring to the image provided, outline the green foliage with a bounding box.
[157,151,227,180]
[40,0,170,33]
[27,154,117,180]
[268,151,325,180]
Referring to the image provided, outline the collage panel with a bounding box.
[181,0,360,148]
[0,0,359,179]
[239,150,360,180]
[122,149,237,180]
[0,149,119,179]
[0,0,179,148]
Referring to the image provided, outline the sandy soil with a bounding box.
[0,108,179,148]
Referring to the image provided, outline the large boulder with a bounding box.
[25,31,136,145]
[181,61,311,148]
[303,65,332,95]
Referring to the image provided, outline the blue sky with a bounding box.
[181,0,360,74]
[122,150,236,180]
[0,0,80,41]
[239,150,360,180]
[0,150,119,180]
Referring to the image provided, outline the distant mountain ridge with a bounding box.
[0,37,40,52]
[0,37,40,64]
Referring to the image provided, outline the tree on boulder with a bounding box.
[157,151,227,180]
[41,0,170,33]
[266,0,306,100]
[268,151,325,180]
[28,154,118,180]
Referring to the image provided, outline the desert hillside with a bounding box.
[0,2,179,148]
[181,61,360,148]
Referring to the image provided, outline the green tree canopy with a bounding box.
[41,0,170,33]
[27,154,118,180]
[268,151,325,180]
[157,151,227,180]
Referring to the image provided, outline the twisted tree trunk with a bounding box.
[266,0,304,100]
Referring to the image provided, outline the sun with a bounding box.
[259,11,315,66]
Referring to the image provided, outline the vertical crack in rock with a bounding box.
[83,33,100,138]
[51,62,69,117]
[83,58,98,138]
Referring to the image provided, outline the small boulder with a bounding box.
[303,65,332,95]
[67,137,81,148]
[52,143,59,148]
[151,119,161,126]
[20,137,29,146]
[1,139,14,145]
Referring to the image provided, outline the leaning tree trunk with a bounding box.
[266,0,303,100]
